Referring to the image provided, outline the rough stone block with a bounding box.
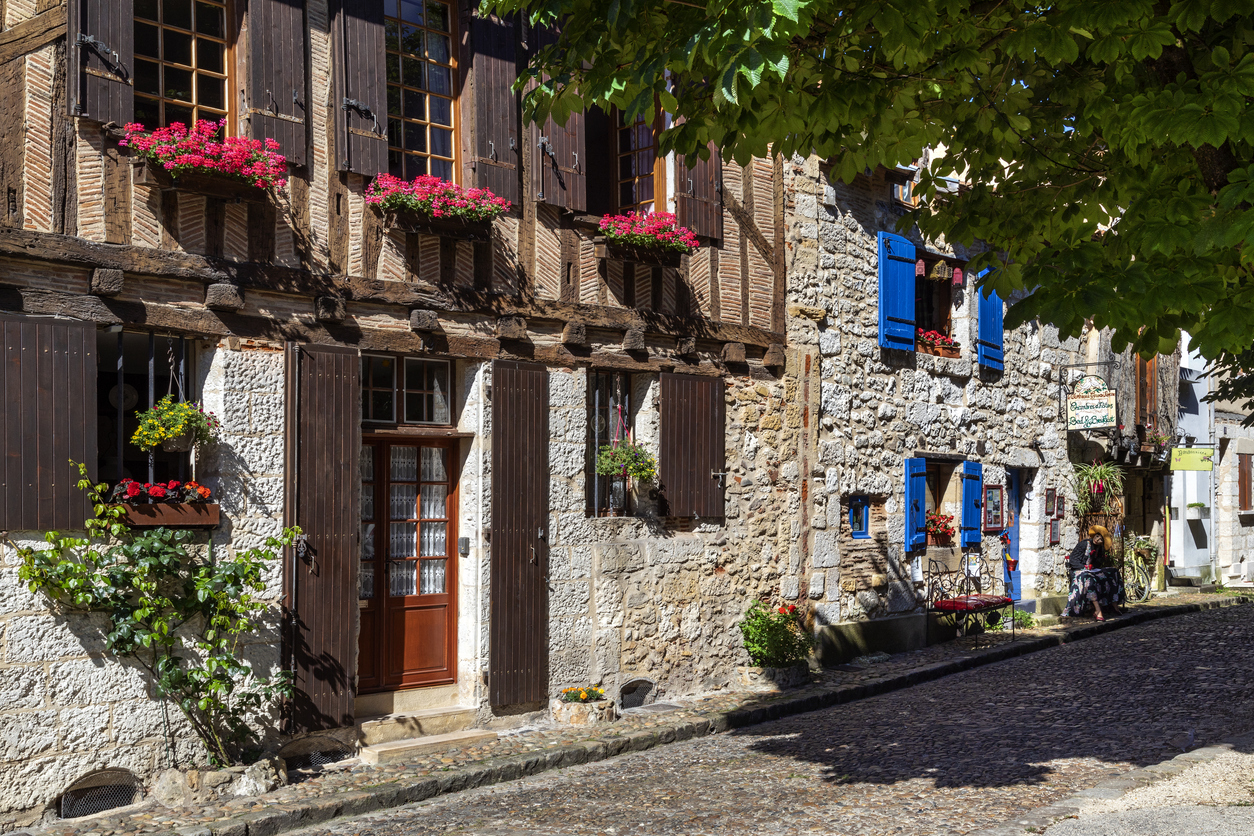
[410,308,441,332]
[561,322,587,346]
[495,315,527,340]
[813,530,839,568]
[205,282,245,311]
[622,326,646,352]
[0,710,58,761]
[315,296,347,322]
[722,342,746,364]
[676,336,697,356]
[90,268,124,296]
[808,572,826,599]
[780,575,800,600]
[763,343,786,368]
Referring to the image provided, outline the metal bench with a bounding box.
[925,547,1015,643]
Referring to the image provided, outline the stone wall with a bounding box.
[782,155,1090,619]
[0,341,288,828]
[1216,418,1254,580]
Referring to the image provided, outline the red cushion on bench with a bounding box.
[933,594,1013,613]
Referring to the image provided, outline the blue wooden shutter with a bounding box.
[904,457,927,551]
[960,461,983,548]
[975,269,1005,370]
[877,232,916,351]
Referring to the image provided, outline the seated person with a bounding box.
[1062,525,1126,621]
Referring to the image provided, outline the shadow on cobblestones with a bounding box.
[737,606,1254,790]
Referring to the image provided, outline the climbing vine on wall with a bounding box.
[8,463,298,766]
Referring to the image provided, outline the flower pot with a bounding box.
[117,503,220,528]
[550,698,619,726]
[374,205,494,241]
[593,239,684,268]
[161,428,196,452]
[133,159,267,203]
[606,475,627,513]
[736,662,811,692]
[918,343,960,358]
[926,533,953,546]
[1186,506,1209,521]
[1005,558,1019,572]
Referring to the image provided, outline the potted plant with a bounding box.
[1186,502,1210,520]
[595,211,700,267]
[925,510,956,545]
[916,328,961,358]
[122,119,286,202]
[132,396,220,453]
[1072,460,1125,515]
[1143,430,1170,454]
[594,433,657,517]
[550,685,618,725]
[364,173,510,240]
[736,601,813,690]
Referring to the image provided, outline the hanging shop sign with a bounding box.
[1170,447,1215,471]
[1066,376,1117,430]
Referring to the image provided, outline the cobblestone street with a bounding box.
[291,605,1254,836]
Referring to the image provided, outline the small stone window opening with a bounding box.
[619,678,655,709]
[587,370,641,518]
[58,769,142,820]
[848,495,870,539]
[926,461,961,518]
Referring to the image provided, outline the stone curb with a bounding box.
[27,596,1252,836]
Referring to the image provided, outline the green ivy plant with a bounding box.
[737,600,814,668]
[9,462,297,766]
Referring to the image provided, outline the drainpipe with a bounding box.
[475,364,486,699]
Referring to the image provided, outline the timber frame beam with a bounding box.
[0,229,783,347]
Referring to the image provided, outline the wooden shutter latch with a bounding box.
[711,469,728,489]
[342,98,381,134]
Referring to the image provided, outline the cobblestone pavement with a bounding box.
[283,604,1254,836]
[24,593,1249,836]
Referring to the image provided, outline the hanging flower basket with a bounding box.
[131,396,221,452]
[162,428,196,453]
[123,119,286,203]
[365,174,508,241]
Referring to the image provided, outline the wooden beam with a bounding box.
[0,5,66,65]
[0,228,784,346]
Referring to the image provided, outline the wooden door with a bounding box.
[358,439,458,692]
[489,360,549,706]
[285,343,359,732]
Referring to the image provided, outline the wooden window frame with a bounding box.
[611,105,667,215]
[362,353,453,428]
[1239,453,1252,512]
[384,0,460,182]
[915,274,953,342]
[133,0,234,129]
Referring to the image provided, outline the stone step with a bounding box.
[357,705,478,746]
[358,729,498,765]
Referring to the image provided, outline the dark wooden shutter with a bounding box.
[332,0,387,175]
[659,373,725,518]
[676,143,722,240]
[471,11,519,204]
[68,0,134,125]
[960,460,983,548]
[877,231,916,351]
[1240,453,1252,511]
[285,343,360,732]
[529,23,585,210]
[0,316,96,532]
[976,269,1005,371]
[490,360,550,706]
[904,457,927,551]
[249,0,309,167]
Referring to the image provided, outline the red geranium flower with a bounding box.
[148,484,167,499]
[125,482,143,498]
[788,605,797,614]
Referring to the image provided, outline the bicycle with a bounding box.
[1121,537,1155,603]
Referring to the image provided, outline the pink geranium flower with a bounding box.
[598,211,700,254]
[364,174,511,222]
[120,120,288,190]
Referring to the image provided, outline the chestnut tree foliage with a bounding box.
[487,0,1254,391]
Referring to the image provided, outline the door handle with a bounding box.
[530,545,537,565]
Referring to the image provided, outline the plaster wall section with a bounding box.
[1215,416,1254,580]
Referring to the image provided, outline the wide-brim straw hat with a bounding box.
[1087,525,1113,552]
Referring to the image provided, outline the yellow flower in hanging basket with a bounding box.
[131,396,221,452]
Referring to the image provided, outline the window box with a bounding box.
[918,343,960,359]
[926,532,953,547]
[594,238,682,268]
[132,160,267,204]
[117,502,221,528]
[373,206,493,242]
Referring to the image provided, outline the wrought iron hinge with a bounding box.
[77,33,114,57]
[342,97,381,133]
